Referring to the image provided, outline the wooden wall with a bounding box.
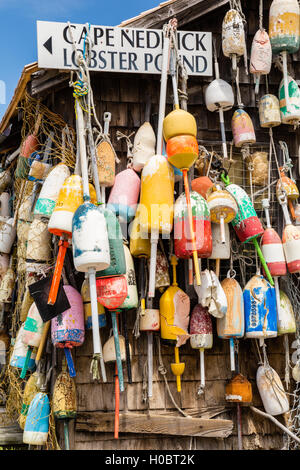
[37,0,300,450]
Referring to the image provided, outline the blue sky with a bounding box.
[0,0,159,122]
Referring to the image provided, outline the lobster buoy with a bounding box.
[250,29,272,94]
[139,154,174,297]
[81,277,106,329]
[140,309,160,332]
[279,76,300,125]
[218,277,244,371]
[222,9,246,71]
[132,122,156,172]
[279,198,300,274]
[0,253,9,278]
[174,191,212,259]
[148,247,171,292]
[51,285,85,377]
[207,184,237,244]
[107,168,141,223]
[20,302,45,378]
[53,370,77,450]
[96,207,126,278]
[189,305,212,391]
[19,372,40,430]
[256,365,289,415]
[225,374,252,403]
[34,163,70,218]
[278,290,296,334]
[232,109,256,148]
[259,95,281,128]
[276,167,299,221]
[0,192,10,218]
[191,176,214,200]
[26,219,51,270]
[48,174,83,237]
[0,217,16,254]
[23,392,50,445]
[103,334,130,363]
[119,244,138,309]
[166,135,198,170]
[243,275,277,339]
[10,325,36,371]
[129,206,151,259]
[162,108,197,142]
[0,267,15,303]
[205,79,234,113]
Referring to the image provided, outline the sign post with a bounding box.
[37,21,212,76]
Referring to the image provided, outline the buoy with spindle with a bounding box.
[232,108,256,148]
[96,112,115,204]
[259,95,281,128]
[72,98,110,383]
[107,166,141,224]
[269,0,300,112]
[16,113,42,179]
[276,167,299,221]
[47,174,84,305]
[19,372,40,430]
[159,256,190,392]
[278,192,300,274]
[51,285,85,377]
[189,305,212,393]
[20,302,45,379]
[220,171,274,285]
[96,275,128,392]
[205,43,234,158]
[206,184,238,245]
[243,274,277,340]
[217,275,244,371]
[174,191,211,282]
[132,121,156,172]
[164,45,201,287]
[279,75,300,125]
[23,391,50,446]
[53,368,77,450]
[261,198,287,322]
[222,8,247,72]
[119,244,138,383]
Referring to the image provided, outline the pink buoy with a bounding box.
[51,285,85,377]
[107,168,140,223]
[231,108,256,148]
[250,29,272,94]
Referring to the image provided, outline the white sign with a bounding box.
[37,21,212,76]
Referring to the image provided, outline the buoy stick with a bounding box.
[64,348,76,378]
[36,321,50,362]
[63,421,70,451]
[200,348,205,389]
[182,169,201,285]
[122,313,132,384]
[111,310,124,392]
[219,109,228,159]
[174,347,182,392]
[274,277,281,315]
[156,31,170,154]
[215,259,220,278]
[252,238,274,286]
[20,347,33,379]
[48,238,69,305]
[220,215,226,244]
[75,100,90,200]
[188,259,193,285]
[89,268,107,382]
[232,54,237,72]
[101,187,106,206]
[254,75,260,95]
[288,199,296,221]
[148,230,158,298]
[114,361,120,439]
[237,403,243,450]
[281,51,291,112]
[147,331,153,398]
[229,338,235,371]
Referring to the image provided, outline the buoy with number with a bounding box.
[51,285,85,378]
[217,276,244,371]
[159,256,190,392]
[189,304,213,392]
[243,274,277,339]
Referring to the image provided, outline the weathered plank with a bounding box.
[0,425,23,445]
[76,411,233,438]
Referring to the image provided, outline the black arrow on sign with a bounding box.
[43,37,52,54]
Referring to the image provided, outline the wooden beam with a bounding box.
[119,0,230,29]
[76,411,233,438]
[0,425,23,446]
